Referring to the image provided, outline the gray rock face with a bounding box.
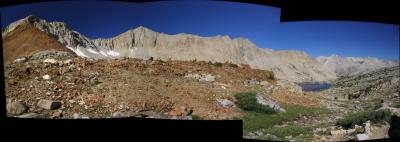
[3,15,337,83]
[255,94,286,112]
[317,55,398,77]
[93,28,337,82]
[7,101,28,115]
[37,99,61,110]
[327,66,400,99]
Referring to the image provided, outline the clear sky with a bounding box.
[1,1,399,61]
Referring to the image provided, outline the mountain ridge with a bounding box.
[3,15,337,82]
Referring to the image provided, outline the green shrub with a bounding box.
[336,109,392,129]
[267,71,275,80]
[392,100,400,108]
[208,61,223,67]
[192,115,203,120]
[263,125,312,138]
[229,63,238,68]
[234,92,276,114]
[242,105,331,133]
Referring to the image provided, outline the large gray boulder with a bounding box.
[37,99,61,110]
[256,94,286,112]
[7,101,28,115]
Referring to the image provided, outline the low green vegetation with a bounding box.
[228,63,238,68]
[208,61,223,67]
[234,92,276,114]
[267,71,275,80]
[242,104,331,133]
[336,109,392,129]
[192,115,203,120]
[263,125,312,139]
[391,99,400,108]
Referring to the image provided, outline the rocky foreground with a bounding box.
[5,51,311,120]
[4,51,400,141]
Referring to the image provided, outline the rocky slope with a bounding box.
[5,50,314,120]
[316,55,398,77]
[325,65,399,99]
[2,15,336,83]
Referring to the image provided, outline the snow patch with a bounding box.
[75,47,88,58]
[87,48,99,54]
[106,50,120,56]
[99,50,108,56]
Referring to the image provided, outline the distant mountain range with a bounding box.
[4,15,396,83]
[316,55,399,77]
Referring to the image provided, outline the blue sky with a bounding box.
[1,1,399,60]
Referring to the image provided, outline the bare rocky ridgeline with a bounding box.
[5,51,311,120]
[2,15,336,83]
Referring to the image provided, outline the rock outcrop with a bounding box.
[317,54,398,77]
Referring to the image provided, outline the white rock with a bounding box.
[259,81,269,86]
[42,75,51,80]
[112,112,124,118]
[356,134,369,141]
[64,59,73,64]
[202,74,216,82]
[81,115,90,119]
[216,98,234,108]
[14,57,27,63]
[73,113,81,119]
[364,121,371,135]
[43,58,57,64]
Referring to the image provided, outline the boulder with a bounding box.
[7,101,28,115]
[42,74,51,80]
[256,94,286,112]
[364,121,371,135]
[64,59,73,64]
[244,79,258,86]
[199,74,216,82]
[112,112,124,118]
[73,113,90,119]
[216,98,234,108]
[17,113,40,118]
[356,134,369,141]
[73,113,81,119]
[259,81,269,86]
[37,99,61,110]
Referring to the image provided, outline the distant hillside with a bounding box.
[316,55,398,77]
